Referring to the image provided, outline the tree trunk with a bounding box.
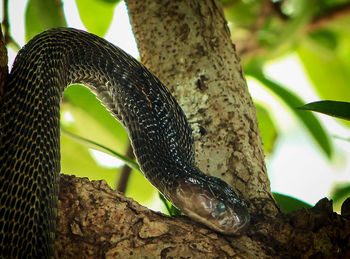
[1,0,349,257]
[125,0,278,216]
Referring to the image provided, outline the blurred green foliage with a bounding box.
[75,0,120,36]
[330,183,350,212]
[25,0,67,41]
[255,103,278,155]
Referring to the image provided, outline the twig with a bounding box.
[307,2,350,32]
[269,0,288,21]
[116,143,134,193]
[238,1,350,60]
[2,0,21,52]
[236,0,276,59]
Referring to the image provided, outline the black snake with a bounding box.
[0,28,249,257]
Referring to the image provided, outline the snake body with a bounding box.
[0,28,249,257]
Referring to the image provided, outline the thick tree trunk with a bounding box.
[125,0,278,216]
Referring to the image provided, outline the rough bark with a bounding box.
[55,175,253,258]
[54,175,350,258]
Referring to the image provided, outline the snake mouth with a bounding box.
[171,179,250,235]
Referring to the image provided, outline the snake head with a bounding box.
[169,170,250,235]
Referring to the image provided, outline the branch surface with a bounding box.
[55,175,350,258]
[55,175,252,258]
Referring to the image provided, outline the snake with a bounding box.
[0,28,250,257]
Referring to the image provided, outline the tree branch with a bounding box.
[1,0,21,52]
[116,143,134,193]
[55,175,252,258]
[236,1,350,59]
[55,175,350,258]
[307,2,350,32]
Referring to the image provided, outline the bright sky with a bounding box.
[3,0,350,207]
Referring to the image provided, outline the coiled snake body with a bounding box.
[0,28,249,257]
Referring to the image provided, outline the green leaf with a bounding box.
[297,18,350,128]
[262,0,316,59]
[309,30,338,50]
[63,84,128,155]
[61,133,119,187]
[75,0,120,36]
[61,128,140,171]
[297,36,350,104]
[223,0,261,27]
[329,183,350,213]
[255,103,278,155]
[159,193,181,216]
[25,0,67,42]
[124,169,159,208]
[330,183,350,204]
[246,65,333,158]
[273,193,312,213]
[297,101,350,121]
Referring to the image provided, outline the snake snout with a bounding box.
[171,174,250,235]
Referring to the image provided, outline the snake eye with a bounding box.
[216,202,226,213]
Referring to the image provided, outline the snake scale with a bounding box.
[0,28,249,257]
